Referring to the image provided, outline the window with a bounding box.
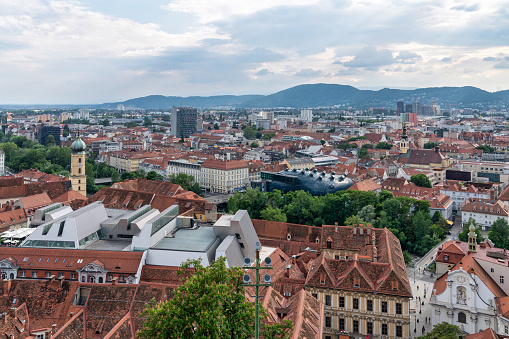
[367,321,373,335]
[71,273,76,280]
[396,325,402,337]
[32,271,38,279]
[326,240,332,249]
[119,275,125,282]
[20,271,25,278]
[77,259,83,264]
[396,303,402,315]
[382,323,388,335]
[367,300,373,311]
[353,320,359,333]
[501,276,505,284]
[458,312,467,323]
[325,295,331,306]
[339,296,345,308]
[492,268,495,272]
[325,316,331,328]
[381,301,388,313]
[58,272,64,279]
[505,325,508,334]
[444,255,449,261]
[235,233,241,239]
[353,298,359,309]
[339,318,345,331]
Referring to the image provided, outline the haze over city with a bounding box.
[2,0,509,104]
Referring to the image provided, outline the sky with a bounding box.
[1,0,509,104]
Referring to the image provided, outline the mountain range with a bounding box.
[101,84,509,110]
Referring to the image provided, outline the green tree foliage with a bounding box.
[358,205,376,224]
[124,122,138,128]
[243,126,256,139]
[214,123,219,130]
[261,132,276,140]
[358,147,369,158]
[45,135,56,147]
[227,188,268,220]
[475,145,495,153]
[121,172,137,181]
[138,257,255,339]
[336,142,357,150]
[260,206,287,223]
[423,141,437,149]
[345,215,366,226]
[410,173,432,188]
[250,142,260,148]
[488,218,509,249]
[458,217,484,243]
[146,171,164,181]
[168,173,202,196]
[346,136,367,141]
[418,322,462,339]
[101,119,110,126]
[375,142,393,149]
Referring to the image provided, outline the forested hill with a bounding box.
[102,84,509,109]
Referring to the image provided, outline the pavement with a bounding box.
[408,267,435,338]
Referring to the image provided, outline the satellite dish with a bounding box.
[263,274,271,284]
[264,257,272,267]
[244,257,252,267]
[255,242,261,251]
[243,274,251,284]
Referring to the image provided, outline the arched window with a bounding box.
[457,286,467,305]
[458,312,467,323]
[78,186,80,191]
[9,273,14,279]
[78,168,81,174]
[327,240,332,249]
[90,276,95,283]
[78,179,81,184]
[81,276,85,282]
[1,272,5,280]
[99,277,103,283]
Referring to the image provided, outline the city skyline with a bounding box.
[1,0,509,104]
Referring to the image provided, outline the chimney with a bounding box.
[373,246,378,263]
[359,226,364,235]
[353,227,357,235]
[366,226,371,235]
[435,146,439,153]
[286,265,291,278]
[335,222,338,233]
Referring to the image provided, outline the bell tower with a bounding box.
[70,137,87,196]
[400,123,409,154]
[468,222,477,253]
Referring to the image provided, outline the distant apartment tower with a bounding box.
[38,125,61,146]
[261,111,274,123]
[171,107,198,138]
[400,112,407,123]
[407,112,417,126]
[405,104,413,113]
[397,101,404,114]
[301,109,313,122]
[412,102,422,115]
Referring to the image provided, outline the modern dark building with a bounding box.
[397,101,404,114]
[38,125,61,146]
[405,104,413,113]
[257,168,354,195]
[171,106,198,138]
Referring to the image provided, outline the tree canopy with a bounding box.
[458,217,484,243]
[375,142,393,149]
[489,218,509,249]
[168,173,202,196]
[418,322,462,339]
[410,173,432,188]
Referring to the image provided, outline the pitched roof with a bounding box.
[201,159,249,170]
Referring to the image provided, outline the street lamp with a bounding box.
[243,242,273,339]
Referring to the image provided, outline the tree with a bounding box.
[458,217,484,243]
[423,141,437,149]
[214,123,219,130]
[410,173,432,188]
[250,142,259,148]
[345,215,366,226]
[358,205,376,224]
[143,119,153,127]
[336,142,356,150]
[146,171,164,181]
[243,126,256,139]
[45,135,56,147]
[358,147,369,158]
[375,142,393,149]
[489,218,509,249]
[413,211,431,240]
[138,257,255,339]
[476,145,495,153]
[168,173,202,195]
[120,172,137,181]
[320,139,326,145]
[418,322,462,339]
[101,119,110,127]
[260,206,287,223]
[1,142,18,163]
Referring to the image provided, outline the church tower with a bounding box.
[400,123,409,154]
[468,222,477,253]
[70,137,87,196]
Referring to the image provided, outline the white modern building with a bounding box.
[166,159,202,184]
[460,199,509,230]
[301,109,313,122]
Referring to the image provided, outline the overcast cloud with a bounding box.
[1,0,509,103]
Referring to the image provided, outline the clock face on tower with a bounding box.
[457,276,466,284]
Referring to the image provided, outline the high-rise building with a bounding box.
[261,111,274,123]
[400,112,407,123]
[412,102,422,115]
[170,107,198,138]
[397,101,404,114]
[70,138,87,196]
[38,125,61,146]
[405,104,413,113]
[406,112,417,126]
[300,109,313,122]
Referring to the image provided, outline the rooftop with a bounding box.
[153,226,218,252]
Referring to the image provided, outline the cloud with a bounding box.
[396,50,422,64]
[441,57,452,62]
[451,4,480,12]
[295,68,322,77]
[343,46,395,70]
[255,68,272,76]
[495,60,509,69]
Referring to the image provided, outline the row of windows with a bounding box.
[324,318,402,337]
[17,271,126,282]
[319,294,401,314]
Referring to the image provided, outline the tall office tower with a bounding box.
[38,125,61,146]
[171,107,198,138]
[397,101,404,114]
[400,112,407,123]
[412,102,422,115]
[301,109,313,122]
[405,104,413,113]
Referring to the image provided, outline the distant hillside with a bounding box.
[103,84,509,109]
[101,94,263,109]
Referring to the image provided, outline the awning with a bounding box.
[446,220,453,225]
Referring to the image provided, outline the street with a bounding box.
[408,266,436,337]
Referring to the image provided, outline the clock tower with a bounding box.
[70,137,87,196]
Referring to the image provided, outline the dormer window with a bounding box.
[315,237,320,244]
[444,255,449,261]
[287,234,291,241]
[327,240,332,249]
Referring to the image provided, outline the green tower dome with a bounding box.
[71,137,86,153]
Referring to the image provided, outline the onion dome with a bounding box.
[71,137,86,153]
